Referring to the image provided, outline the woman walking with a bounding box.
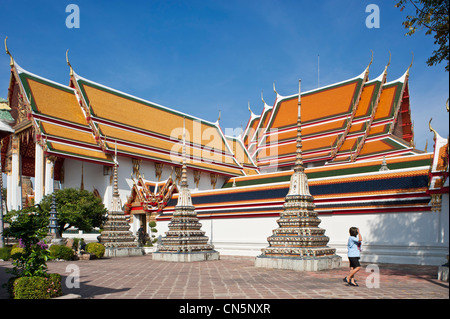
[344,227,362,287]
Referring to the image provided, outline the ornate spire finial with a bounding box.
[247,101,254,116]
[273,81,278,95]
[429,118,438,141]
[66,49,74,76]
[175,117,194,208]
[383,51,391,74]
[379,156,389,171]
[294,79,304,173]
[261,91,266,105]
[181,117,188,188]
[4,36,14,67]
[110,140,122,211]
[366,50,374,70]
[216,109,221,123]
[406,51,414,76]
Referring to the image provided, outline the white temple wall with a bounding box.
[60,156,226,212]
[156,198,449,266]
[59,157,448,266]
[319,206,449,266]
[61,157,136,212]
[60,156,227,235]
[61,159,110,206]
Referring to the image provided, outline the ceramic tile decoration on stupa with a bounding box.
[153,120,220,262]
[255,80,342,271]
[98,153,143,257]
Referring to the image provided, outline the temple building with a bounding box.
[1,41,448,265]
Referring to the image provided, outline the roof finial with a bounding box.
[217,109,221,123]
[4,36,14,67]
[446,98,449,112]
[66,49,74,76]
[429,118,438,141]
[366,50,374,71]
[273,81,278,96]
[294,79,304,173]
[261,91,266,105]
[248,101,253,115]
[406,51,414,76]
[383,51,391,73]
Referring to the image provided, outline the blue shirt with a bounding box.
[347,236,361,257]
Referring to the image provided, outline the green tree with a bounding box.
[396,0,449,71]
[39,188,107,235]
[2,205,51,277]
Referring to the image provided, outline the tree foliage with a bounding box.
[396,0,449,71]
[39,188,107,235]
[2,205,51,277]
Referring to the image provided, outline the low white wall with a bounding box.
[60,158,449,266]
[156,195,449,266]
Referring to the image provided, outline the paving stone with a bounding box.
[0,255,448,300]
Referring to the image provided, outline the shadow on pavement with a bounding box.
[0,262,130,299]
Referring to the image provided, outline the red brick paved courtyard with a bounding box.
[1,255,447,301]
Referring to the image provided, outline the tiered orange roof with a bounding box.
[70,72,246,176]
[332,70,385,162]
[247,67,368,169]
[4,49,423,178]
[242,58,420,169]
[5,54,251,176]
[357,70,415,160]
[13,64,114,165]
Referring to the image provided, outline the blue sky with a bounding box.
[0,0,448,151]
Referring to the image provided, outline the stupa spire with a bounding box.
[153,117,219,262]
[286,79,311,198]
[294,79,304,173]
[255,78,341,271]
[180,117,188,188]
[98,141,141,256]
[176,117,193,207]
[110,141,122,212]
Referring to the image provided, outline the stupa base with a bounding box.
[104,247,144,258]
[152,250,220,262]
[255,254,342,272]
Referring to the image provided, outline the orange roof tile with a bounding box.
[354,82,376,118]
[24,77,86,125]
[74,74,244,175]
[15,66,113,164]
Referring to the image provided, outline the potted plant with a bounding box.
[142,221,158,254]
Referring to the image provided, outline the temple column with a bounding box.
[44,156,55,196]
[6,172,11,209]
[34,143,44,203]
[10,135,21,210]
